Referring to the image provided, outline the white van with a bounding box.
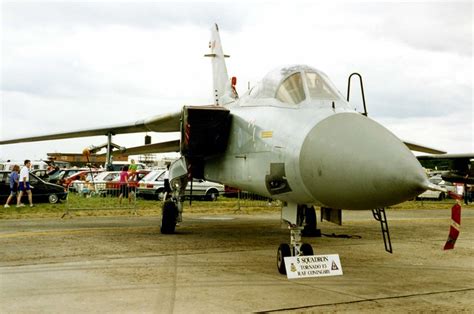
[110,161,147,171]
[0,160,49,171]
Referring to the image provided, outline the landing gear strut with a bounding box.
[160,158,188,234]
[277,226,314,275]
[277,204,317,275]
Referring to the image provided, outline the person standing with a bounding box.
[17,160,33,207]
[118,165,130,205]
[463,182,470,205]
[128,159,138,181]
[163,164,171,201]
[4,165,20,208]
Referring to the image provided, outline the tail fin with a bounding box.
[205,24,233,105]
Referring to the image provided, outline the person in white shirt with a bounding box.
[17,159,33,207]
[163,164,171,201]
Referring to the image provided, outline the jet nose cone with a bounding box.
[300,113,427,210]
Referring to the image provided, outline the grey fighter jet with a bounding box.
[0,24,445,274]
[417,153,473,184]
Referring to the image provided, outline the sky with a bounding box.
[1,0,472,162]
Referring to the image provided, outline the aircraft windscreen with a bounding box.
[247,65,343,105]
[305,72,340,100]
[276,73,306,105]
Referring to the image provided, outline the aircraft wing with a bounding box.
[0,111,181,145]
[105,140,180,156]
[416,153,474,160]
[402,140,446,154]
[417,153,474,184]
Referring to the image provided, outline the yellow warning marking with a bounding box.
[261,131,273,139]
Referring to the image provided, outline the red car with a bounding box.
[103,170,150,195]
[63,169,104,190]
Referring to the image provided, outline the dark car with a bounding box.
[0,171,68,204]
[31,168,60,181]
[46,168,88,185]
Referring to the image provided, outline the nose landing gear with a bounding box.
[277,204,319,274]
[277,225,314,275]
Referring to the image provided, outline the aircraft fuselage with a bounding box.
[204,90,428,210]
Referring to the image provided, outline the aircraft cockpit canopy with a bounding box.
[249,65,343,105]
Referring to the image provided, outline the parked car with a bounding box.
[109,162,147,171]
[137,170,225,201]
[0,170,67,204]
[74,171,121,195]
[224,185,240,197]
[136,170,166,199]
[31,168,60,181]
[46,168,88,185]
[417,175,456,200]
[102,170,150,196]
[63,169,104,191]
[1,161,48,171]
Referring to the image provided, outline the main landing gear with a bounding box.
[160,159,188,235]
[160,200,179,234]
[277,204,318,275]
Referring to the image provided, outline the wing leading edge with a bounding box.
[0,111,181,145]
[402,140,446,154]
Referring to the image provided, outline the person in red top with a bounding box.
[118,165,130,205]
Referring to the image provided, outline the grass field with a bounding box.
[1,193,472,219]
[0,193,282,219]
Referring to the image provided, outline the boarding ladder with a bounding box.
[372,208,393,253]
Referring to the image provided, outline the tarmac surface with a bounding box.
[0,208,473,313]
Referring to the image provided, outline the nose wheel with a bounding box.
[277,243,291,274]
[277,226,314,275]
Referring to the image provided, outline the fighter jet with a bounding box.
[0,24,445,274]
[417,153,474,184]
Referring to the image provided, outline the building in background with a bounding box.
[47,153,128,168]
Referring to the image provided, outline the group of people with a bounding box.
[118,159,138,205]
[117,160,171,204]
[4,159,34,208]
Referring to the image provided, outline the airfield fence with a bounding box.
[65,182,281,215]
[65,182,137,215]
[229,191,282,211]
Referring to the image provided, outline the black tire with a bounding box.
[160,201,178,234]
[300,243,314,256]
[206,189,218,201]
[48,194,59,204]
[302,206,321,237]
[438,193,446,201]
[304,206,316,228]
[277,243,291,275]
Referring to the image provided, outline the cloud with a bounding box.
[379,111,473,154]
[1,1,472,161]
[2,2,247,32]
[346,2,472,56]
